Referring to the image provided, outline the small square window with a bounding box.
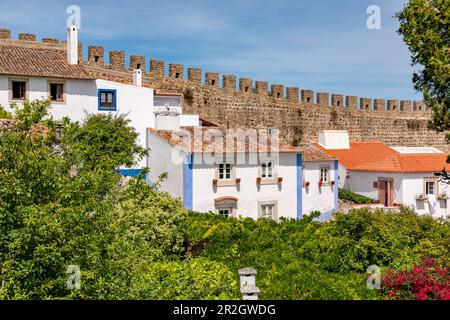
[425,181,436,195]
[320,167,330,183]
[98,89,116,111]
[261,161,273,178]
[219,163,232,180]
[12,81,26,99]
[260,204,275,219]
[50,83,64,102]
[218,208,232,217]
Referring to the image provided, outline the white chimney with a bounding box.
[133,69,142,87]
[318,130,350,150]
[67,25,78,65]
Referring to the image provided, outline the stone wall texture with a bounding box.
[80,63,447,152]
[3,33,444,151]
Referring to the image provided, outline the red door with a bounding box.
[379,180,393,207]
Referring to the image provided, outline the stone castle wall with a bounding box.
[1,29,448,151]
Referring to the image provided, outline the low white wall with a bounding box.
[179,114,199,127]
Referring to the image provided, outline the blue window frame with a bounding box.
[98,89,117,111]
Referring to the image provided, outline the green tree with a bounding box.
[396,0,450,137]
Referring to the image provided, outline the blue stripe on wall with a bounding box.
[296,153,303,219]
[334,159,339,211]
[118,168,142,177]
[183,154,193,210]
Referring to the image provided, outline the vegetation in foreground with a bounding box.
[0,99,449,300]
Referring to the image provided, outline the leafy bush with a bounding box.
[0,105,13,119]
[1,98,449,300]
[339,188,374,204]
[183,207,450,299]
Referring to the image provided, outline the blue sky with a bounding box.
[0,0,421,100]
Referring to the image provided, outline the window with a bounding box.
[12,81,26,99]
[98,89,116,111]
[49,83,64,102]
[218,208,232,217]
[260,204,274,219]
[261,161,273,178]
[425,181,437,195]
[258,201,277,220]
[219,163,232,180]
[320,166,330,183]
[211,79,216,86]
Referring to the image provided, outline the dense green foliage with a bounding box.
[338,188,374,204]
[396,0,450,137]
[184,208,450,299]
[1,99,449,300]
[0,105,13,119]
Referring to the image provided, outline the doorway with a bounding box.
[379,179,394,207]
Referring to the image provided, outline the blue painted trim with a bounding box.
[183,154,193,210]
[118,169,142,177]
[98,89,117,111]
[333,160,339,211]
[314,209,334,222]
[296,153,303,219]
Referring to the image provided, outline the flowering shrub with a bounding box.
[382,258,450,300]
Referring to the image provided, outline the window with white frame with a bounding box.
[425,179,437,195]
[258,201,277,220]
[320,166,330,183]
[218,208,232,217]
[218,163,232,180]
[261,161,273,178]
[260,204,275,219]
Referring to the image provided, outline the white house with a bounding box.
[147,126,338,220]
[0,26,199,173]
[314,130,450,218]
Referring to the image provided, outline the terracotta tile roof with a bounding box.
[0,44,94,80]
[148,127,335,161]
[154,89,183,96]
[314,141,450,173]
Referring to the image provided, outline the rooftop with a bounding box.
[314,141,450,173]
[148,127,336,161]
[0,44,93,80]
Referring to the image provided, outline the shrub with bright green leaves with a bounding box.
[339,188,374,204]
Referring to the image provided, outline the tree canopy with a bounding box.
[396,0,450,137]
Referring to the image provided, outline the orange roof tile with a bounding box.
[314,141,450,173]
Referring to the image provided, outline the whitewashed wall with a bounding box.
[146,132,184,199]
[0,76,154,167]
[401,174,449,218]
[302,161,336,215]
[347,171,449,217]
[192,153,299,219]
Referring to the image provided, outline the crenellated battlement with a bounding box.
[0,28,429,117]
